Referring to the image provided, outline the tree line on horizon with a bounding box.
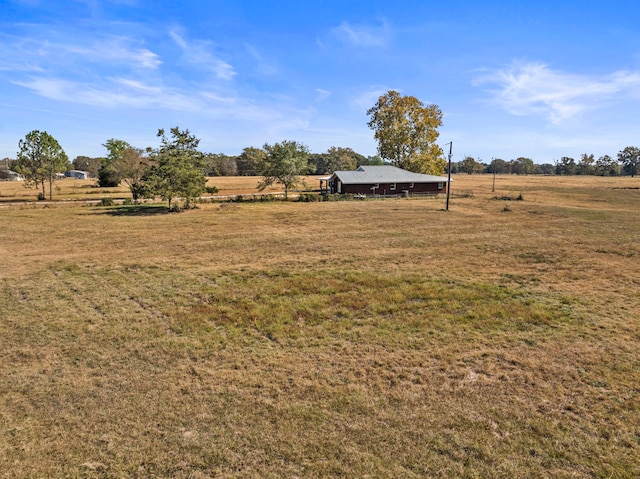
[0,89,446,197]
[0,143,384,181]
[1,127,388,206]
[4,138,638,191]
[67,145,384,181]
[2,89,639,205]
[451,150,640,177]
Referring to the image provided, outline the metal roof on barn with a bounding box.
[332,165,447,184]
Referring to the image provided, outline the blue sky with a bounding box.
[1,0,639,164]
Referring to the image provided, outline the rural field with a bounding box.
[1,174,639,478]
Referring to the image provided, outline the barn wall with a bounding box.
[342,182,446,196]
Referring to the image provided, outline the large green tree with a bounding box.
[537,163,556,175]
[100,139,130,187]
[257,140,311,199]
[15,130,68,200]
[511,157,535,175]
[308,146,365,174]
[618,146,640,177]
[236,147,266,176]
[360,155,384,166]
[555,157,576,176]
[488,158,509,174]
[113,147,153,201]
[143,127,206,209]
[367,90,445,175]
[203,153,238,176]
[577,153,595,175]
[458,156,483,174]
[595,155,619,176]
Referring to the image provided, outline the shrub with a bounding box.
[298,193,321,202]
[322,193,356,201]
[205,186,219,194]
[98,164,120,188]
[100,197,114,206]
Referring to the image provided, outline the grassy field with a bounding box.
[0,176,293,203]
[1,175,639,477]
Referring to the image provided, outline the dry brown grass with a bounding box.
[0,176,319,203]
[1,175,639,478]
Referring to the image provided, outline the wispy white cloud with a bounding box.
[169,29,235,80]
[323,19,391,49]
[111,77,163,94]
[0,36,46,72]
[0,50,44,72]
[12,76,199,110]
[169,30,187,49]
[244,43,279,77]
[348,86,391,112]
[3,17,312,132]
[199,91,279,122]
[474,61,640,124]
[315,88,331,102]
[0,32,160,71]
[66,39,161,69]
[12,73,314,133]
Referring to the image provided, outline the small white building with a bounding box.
[4,170,24,181]
[65,170,89,180]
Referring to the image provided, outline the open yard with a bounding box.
[0,176,291,203]
[1,175,639,477]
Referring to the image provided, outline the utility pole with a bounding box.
[445,141,453,211]
[491,157,496,192]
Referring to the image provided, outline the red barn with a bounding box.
[326,165,448,197]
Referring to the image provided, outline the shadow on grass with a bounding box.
[98,204,174,216]
[0,198,32,203]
